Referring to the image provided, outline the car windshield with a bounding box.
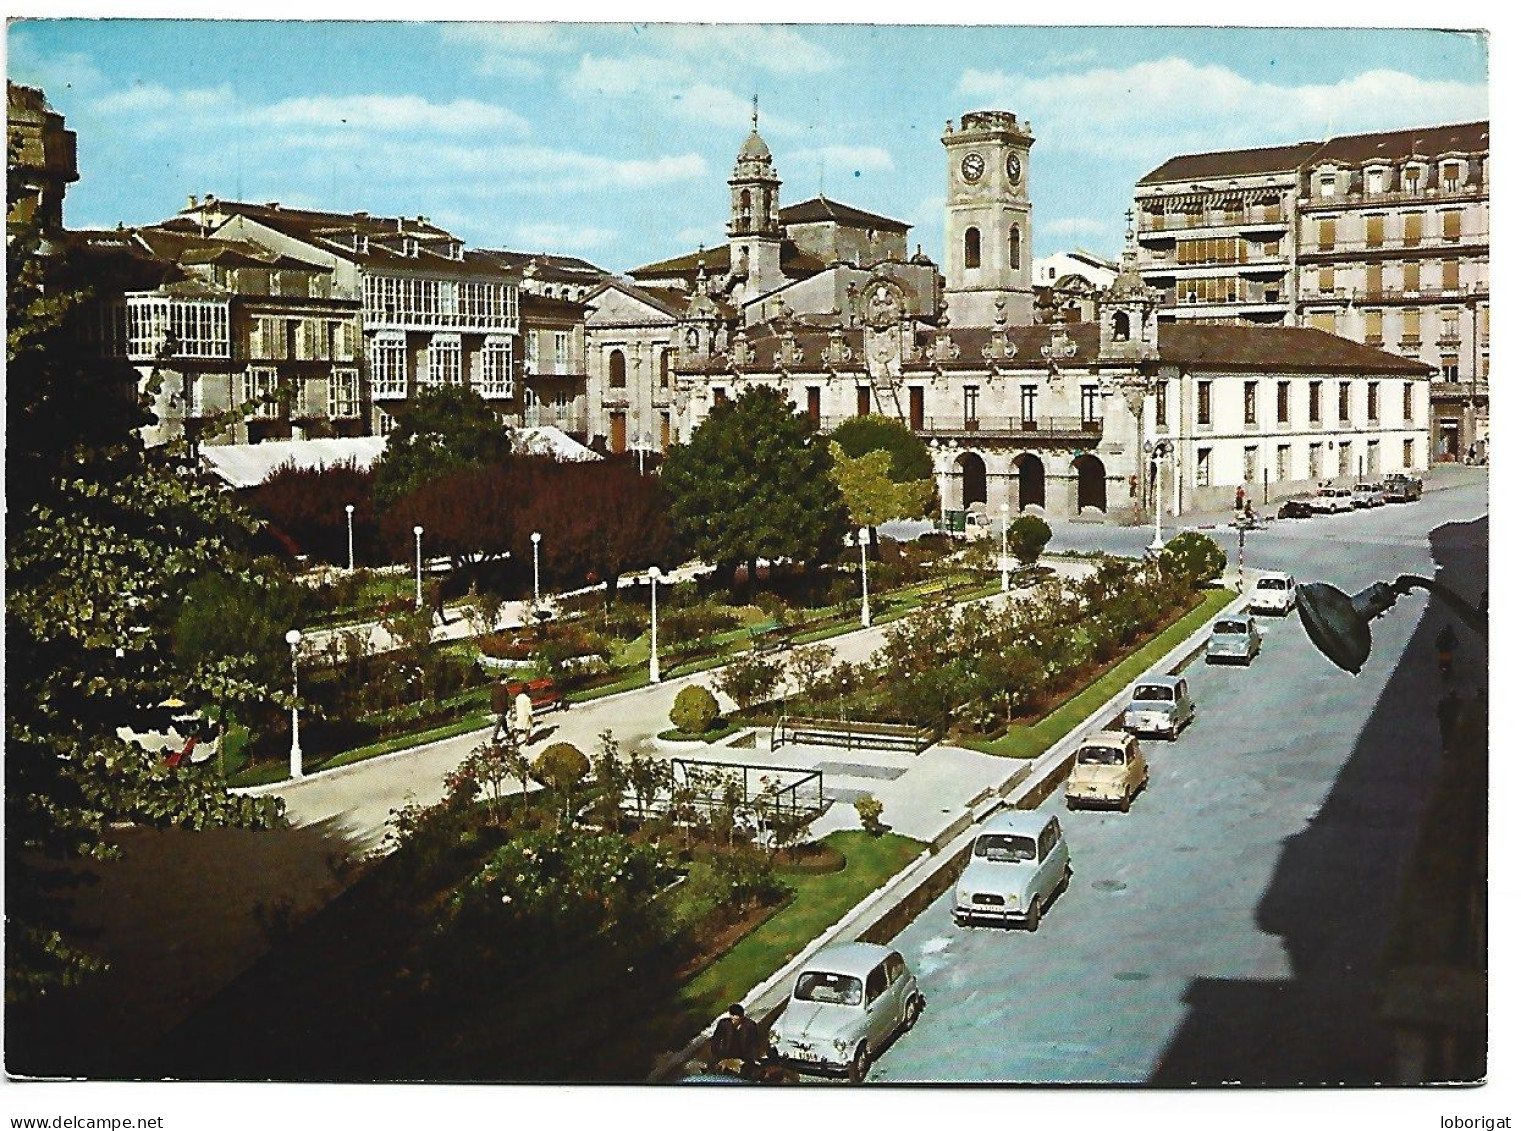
[973,833,1038,862]
[1132,684,1173,702]
[795,971,863,1006]
[1215,621,1247,634]
[1256,578,1287,590]
[1078,745,1124,766]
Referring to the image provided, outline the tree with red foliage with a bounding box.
[243,459,379,566]
[381,457,549,580]
[518,459,678,606]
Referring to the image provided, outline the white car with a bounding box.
[1123,674,1196,740]
[1307,487,1354,514]
[769,942,923,1082]
[1249,571,1297,615]
[953,809,1072,931]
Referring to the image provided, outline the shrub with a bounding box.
[1160,531,1226,589]
[534,742,590,798]
[854,794,886,835]
[670,685,721,735]
[1007,514,1053,566]
[713,653,782,710]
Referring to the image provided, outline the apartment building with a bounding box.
[180,197,521,437]
[1134,121,1488,460]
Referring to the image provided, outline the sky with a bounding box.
[6,18,1490,277]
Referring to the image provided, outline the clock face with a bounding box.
[961,153,985,183]
[1006,153,1022,182]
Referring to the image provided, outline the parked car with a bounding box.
[1123,674,1196,740]
[953,809,1071,931]
[1248,570,1297,615]
[768,942,924,1082]
[1206,615,1263,665]
[1276,496,1316,520]
[1351,482,1387,508]
[1383,473,1424,502]
[1065,730,1147,812]
[1307,486,1355,514]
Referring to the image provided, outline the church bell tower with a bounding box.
[727,99,784,304]
[942,110,1035,327]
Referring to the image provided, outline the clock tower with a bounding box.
[942,110,1035,327]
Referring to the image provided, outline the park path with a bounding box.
[257,558,1097,855]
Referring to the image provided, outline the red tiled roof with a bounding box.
[1138,142,1322,186]
[780,195,910,231]
[1158,323,1432,375]
[629,240,826,281]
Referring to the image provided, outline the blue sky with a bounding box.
[7,19,1488,273]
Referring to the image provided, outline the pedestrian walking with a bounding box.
[1436,689,1463,755]
[490,678,511,742]
[1235,485,1246,512]
[514,689,534,742]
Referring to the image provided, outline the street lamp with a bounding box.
[858,526,871,628]
[1145,438,1174,553]
[999,501,1011,592]
[647,565,662,683]
[413,525,424,609]
[1298,575,1487,675]
[285,628,303,780]
[345,504,355,572]
[637,433,647,476]
[531,531,542,608]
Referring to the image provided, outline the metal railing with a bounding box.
[1299,182,1486,211]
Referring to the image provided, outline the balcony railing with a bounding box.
[1138,212,1285,234]
[1299,182,1486,211]
[913,415,1103,440]
[1299,232,1489,257]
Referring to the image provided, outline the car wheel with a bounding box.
[1165,725,1176,741]
[1058,862,1073,895]
[1026,892,1042,933]
[1065,796,1077,811]
[848,1043,870,1084]
[904,993,924,1032]
[1120,792,1131,814]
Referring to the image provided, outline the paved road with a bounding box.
[866,473,1487,1085]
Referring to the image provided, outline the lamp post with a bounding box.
[999,501,1011,592]
[285,628,303,780]
[531,531,542,608]
[1146,438,1173,553]
[413,525,424,609]
[647,565,662,683]
[637,433,647,476]
[1298,574,1486,675]
[858,526,871,629]
[345,504,355,572]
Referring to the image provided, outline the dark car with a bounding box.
[1277,497,1315,519]
[1383,474,1423,502]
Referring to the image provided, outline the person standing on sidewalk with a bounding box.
[514,690,535,743]
[490,678,511,742]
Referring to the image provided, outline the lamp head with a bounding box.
[531,531,541,544]
[859,526,870,543]
[285,628,302,647]
[1296,580,1399,674]
[345,504,354,515]
[648,565,660,581]
[413,525,423,537]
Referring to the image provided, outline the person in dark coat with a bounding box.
[709,1003,766,1070]
[489,678,511,742]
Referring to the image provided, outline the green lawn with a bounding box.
[677,829,925,1020]
[965,587,1237,760]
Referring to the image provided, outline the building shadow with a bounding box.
[6,815,365,1079]
[1148,514,1487,1086]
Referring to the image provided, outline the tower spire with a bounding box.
[751,94,759,132]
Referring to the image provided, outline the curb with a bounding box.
[647,586,1251,1080]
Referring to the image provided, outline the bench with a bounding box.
[504,677,566,713]
[771,715,936,755]
[748,621,795,655]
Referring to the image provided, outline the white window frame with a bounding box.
[328,367,361,419]
[242,366,281,420]
[553,330,570,375]
[369,331,408,400]
[476,335,514,399]
[425,333,462,387]
[1195,447,1212,488]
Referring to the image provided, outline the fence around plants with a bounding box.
[635,757,827,829]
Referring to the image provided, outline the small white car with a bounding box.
[1123,674,1196,740]
[1249,571,1297,616]
[768,942,923,1082]
[1308,487,1354,515]
[953,809,1072,931]
[1351,482,1387,508]
[1206,615,1263,665]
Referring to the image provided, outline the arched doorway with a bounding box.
[956,452,987,509]
[1015,453,1045,510]
[1075,453,1107,513]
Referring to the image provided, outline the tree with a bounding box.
[670,685,720,735]
[518,458,678,607]
[828,415,937,528]
[1160,531,1226,589]
[243,459,378,566]
[6,194,283,997]
[713,653,782,711]
[589,730,629,831]
[1007,514,1053,566]
[534,742,590,828]
[662,386,849,586]
[457,736,521,826]
[382,458,529,577]
[371,385,515,507]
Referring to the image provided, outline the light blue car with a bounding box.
[953,809,1072,931]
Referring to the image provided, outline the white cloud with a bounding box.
[643,25,837,74]
[91,83,235,121]
[783,145,894,174]
[441,23,575,79]
[564,57,801,136]
[960,58,1488,163]
[1042,47,1099,69]
[254,94,529,136]
[509,222,617,252]
[564,53,690,99]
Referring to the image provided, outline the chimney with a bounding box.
[187,194,198,210]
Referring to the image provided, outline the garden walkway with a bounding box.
[255,557,1098,856]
